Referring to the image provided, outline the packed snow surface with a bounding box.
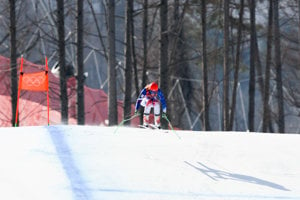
[0,125,299,200]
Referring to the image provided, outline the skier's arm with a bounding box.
[157,89,167,113]
[135,88,146,111]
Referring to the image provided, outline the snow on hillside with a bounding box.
[0,125,299,200]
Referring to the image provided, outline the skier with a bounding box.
[135,82,167,129]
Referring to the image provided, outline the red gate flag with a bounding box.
[15,56,50,126]
[20,71,48,91]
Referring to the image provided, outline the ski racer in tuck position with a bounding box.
[135,82,167,129]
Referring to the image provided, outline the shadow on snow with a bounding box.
[184,161,289,191]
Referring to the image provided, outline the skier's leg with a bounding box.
[153,101,161,128]
[143,114,150,126]
[143,102,152,126]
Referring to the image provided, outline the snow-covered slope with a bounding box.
[0,125,299,200]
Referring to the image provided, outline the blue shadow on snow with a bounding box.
[184,161,290,191]
[47,126,92,200]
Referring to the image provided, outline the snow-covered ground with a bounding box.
[0,125,299,200]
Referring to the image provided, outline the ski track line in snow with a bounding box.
[47,126,92,200]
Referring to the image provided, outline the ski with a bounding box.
[138,125,151,129]
[149,124,161,130]
[138,124,168,133]
[138,124,160,130]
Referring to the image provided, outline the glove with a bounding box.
[162,112,167,119]
[135,110,140,115]
[162,108,167,114]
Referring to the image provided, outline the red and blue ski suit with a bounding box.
[135,84,167,126]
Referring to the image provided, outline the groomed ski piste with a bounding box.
[0,125,299,200]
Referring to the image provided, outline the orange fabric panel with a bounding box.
[20,71,48,92]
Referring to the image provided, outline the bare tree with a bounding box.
[262,0,273,133]
[124,0,133,124]
[229,0,244,131]
[223,0,230,131]
[77,0,84,125]
[299,0,300,69]
[201,0,210,131]
[2,0,299,132]
[142,0,148,89]
[131,7,139,100]
[57,0,68,124]
[273,0,285,133]
[160,0,168,129]
[138,0,149,125]
[9,0,17,126]
[107,0,118,126]
[248,0,256,132]
[168,0,189,129]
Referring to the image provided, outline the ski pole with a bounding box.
[114,112,141,134]
[162,114,181,139]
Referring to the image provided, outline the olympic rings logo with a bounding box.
[23,75,46,87]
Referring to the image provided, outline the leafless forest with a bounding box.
[1,0,300,133]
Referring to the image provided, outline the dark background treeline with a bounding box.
[1,0,300,133]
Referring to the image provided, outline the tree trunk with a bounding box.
[9,0,18,126]
[167,0,189,129]
[123,0,133,124]
[248,0,256,132]
[77,0,84,125]
[262,0,273,132]
[107,0,118,126]
[142,0,148,89]
[57,0,68,124]
[169,0,180,128]
[223,0,230,131]
[131,7,139,99]
[251,1,274,132]
[201,0,210,131]
[138,0,149,125]
[299,0,300,68]
[273,1,285,133]
[229,0,244,131]
[160,0,168,129]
